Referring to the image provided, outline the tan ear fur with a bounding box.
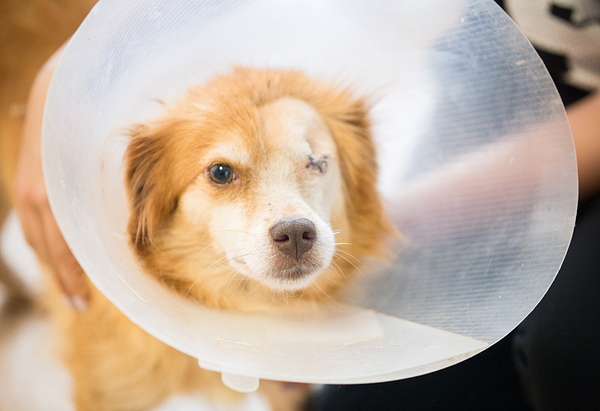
[321,97,394,260]
[125,124,169,253]
[124,121,191,254]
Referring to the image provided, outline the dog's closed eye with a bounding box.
[306,154,329,173]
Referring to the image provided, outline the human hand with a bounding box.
[566,90,600,200]
[14,43,88,311]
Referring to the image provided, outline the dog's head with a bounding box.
[125,68,393,309]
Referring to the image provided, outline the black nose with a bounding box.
[270,217,317,260]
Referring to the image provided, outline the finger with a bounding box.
[40,206,88,309]
[17,202,53,265]
[18,205,80,309]
[15,181,77,302]
[19,202,72,297]
[15,164,51,261]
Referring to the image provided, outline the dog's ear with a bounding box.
[325,97,394,258]
[124,123,180,255]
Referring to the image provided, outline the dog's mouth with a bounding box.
[270,262,323,280]
[231,257,327,291]
[262,264,326,291]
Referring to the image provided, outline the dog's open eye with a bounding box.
[209,164,235,184]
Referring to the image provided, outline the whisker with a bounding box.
[319,271,336,286]
[333,248,361,263]
[244,282,262,298]
[333,252,366,278]
[267,289,278,306]
[311,282,340,306]
[224,269,241,295]
[234,273,252,295]
[185,252,252,296]
[329,259,347,282]
[226,257,265,297]
[224,260,250,295]
[185,240,227,271]
[186,254,229,297]
[279,292,289,306]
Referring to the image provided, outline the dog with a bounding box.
[45,67,394,411]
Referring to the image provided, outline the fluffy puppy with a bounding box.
[125,67,393,310]
[51,67,393,411]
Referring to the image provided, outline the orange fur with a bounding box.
[125,67,394,309]
[44,277,313,411]
[46,67,395,411]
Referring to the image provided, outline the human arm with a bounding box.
[14,43,88,310]
[566,90,600,201]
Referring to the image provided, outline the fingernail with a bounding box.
[71,295,88,312]
[63,295,87,312]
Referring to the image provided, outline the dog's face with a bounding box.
[125,68,393,309]
[179,97,342,291]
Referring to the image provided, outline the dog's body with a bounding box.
[43,68,394,411]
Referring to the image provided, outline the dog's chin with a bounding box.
[228,247,334,292]
[259,266,325,292]
[232,259,328,292]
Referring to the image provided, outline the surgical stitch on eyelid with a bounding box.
[308,154,329,173]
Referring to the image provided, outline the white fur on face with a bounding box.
[180,98,342,292]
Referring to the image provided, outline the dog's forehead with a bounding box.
[191,97,335,169]
[258,98,335,156]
